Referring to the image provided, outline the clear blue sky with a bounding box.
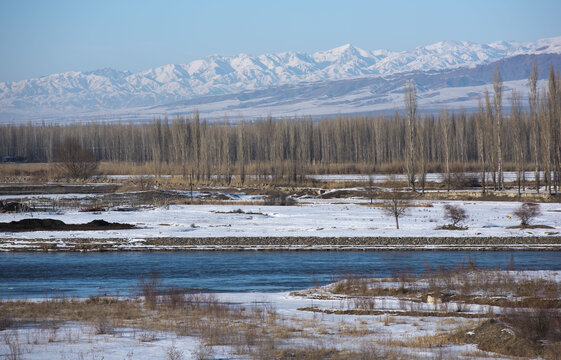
[1,0,560,82]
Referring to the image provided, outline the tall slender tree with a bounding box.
[404,80,417,192]
[547,66,560,193]
[440,109,452,192]
[475,100,487,193]
[529,61,541,193]
[511,90,524,195]
[493,66,504,190]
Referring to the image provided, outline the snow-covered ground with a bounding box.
[1,325,209,360]
[0,289,508,360]
[0,200,559,244]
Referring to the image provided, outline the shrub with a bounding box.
[138,274,161,310]
[192,342,213,360]
[162,287,186,310]
[513,203,542,226]
[0,311,13,330]
[450,172,480,188]
[502,308,561,343]
[264,190,296,206]
[443,204,468,227]
[441,172,481,189]
[4,331,23,360]
[94,313,114,335]
[54,138,98,180]
[166,343,184,360]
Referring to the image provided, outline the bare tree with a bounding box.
[237,124,246,185]
[529,61,541,193]
[54,138,98,180]
[541,94,553,194]
[485,89,498,190]
[380,189,411,229]
[367,174,376,204]
[511,90,525,195]
[475,100,487,193]
[440,109,452,192]
[404,80,417,192]
[547,65,560,194]
[418,115,428,194]
[493,66,504,190]
[513,203,542,226]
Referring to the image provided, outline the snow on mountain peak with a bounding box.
[328,43,355,54]
[1,35,561,120]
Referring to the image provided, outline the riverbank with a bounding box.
[3,269,561,359]
[3,236,561,252]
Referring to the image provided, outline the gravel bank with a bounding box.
[2,236,561,251]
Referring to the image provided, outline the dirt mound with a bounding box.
[320,189,362,199]
[435,224,468,230]
[507,224,555,229]
[0,218,135,232]
[0,184,120,195]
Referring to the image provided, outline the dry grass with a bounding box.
[298,306,486,319]
[380,311,561,359]
[1,285,418,360]
[0,292,291,357]
[329,261,561,311]
[383,323,476,349]
[304,264,561,359]
[0,163,56,182]
[260,343,407,360]
[502,308,561,343]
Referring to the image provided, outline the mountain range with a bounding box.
[1,36,561,123]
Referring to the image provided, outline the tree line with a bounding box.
[1,63,560,192]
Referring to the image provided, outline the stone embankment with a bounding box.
[2,236,561,251]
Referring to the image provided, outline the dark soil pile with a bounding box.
[435,224,468,230]
[507,224,555,229]
[0,218,135,232]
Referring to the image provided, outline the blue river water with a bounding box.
[1,251,560,298]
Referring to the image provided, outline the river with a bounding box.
[1,251,560,298]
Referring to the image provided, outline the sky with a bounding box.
[0,0,560,82]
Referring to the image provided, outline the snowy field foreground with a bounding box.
[1,199,560,243]
[0,292,488,360]
[3,270,560,359]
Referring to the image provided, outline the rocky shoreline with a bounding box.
[2,236,561,252]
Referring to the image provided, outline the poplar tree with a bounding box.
[404,80,417,192]
[493,67,504,190]
[475,100,487,193]
[529,61,541,193]
[440,109,452,192]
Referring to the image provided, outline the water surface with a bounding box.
[1,251,560,298]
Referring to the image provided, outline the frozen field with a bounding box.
[0,199,559,243]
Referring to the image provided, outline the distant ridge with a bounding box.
[1,36,561,122]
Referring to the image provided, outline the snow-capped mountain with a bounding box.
[1,36,561,122]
